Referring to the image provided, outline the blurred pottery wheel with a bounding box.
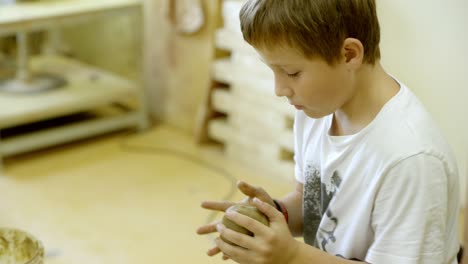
[0,73,66,94]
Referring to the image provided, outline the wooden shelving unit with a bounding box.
[197,1,295,179]
[0,0,148,172]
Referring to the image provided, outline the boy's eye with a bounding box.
[287,72,300,78]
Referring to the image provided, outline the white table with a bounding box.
[0,0,149,172]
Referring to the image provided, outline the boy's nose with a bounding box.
[274,78,293,98]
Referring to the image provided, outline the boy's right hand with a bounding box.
[196,180,276,257]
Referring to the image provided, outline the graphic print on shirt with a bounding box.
[303,164,342,252]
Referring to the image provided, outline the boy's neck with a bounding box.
[330,61,400,136]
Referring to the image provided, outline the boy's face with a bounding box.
[257,46,355,119]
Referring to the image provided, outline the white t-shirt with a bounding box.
[294,82,460,264]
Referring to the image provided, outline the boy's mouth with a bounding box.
[293,105,304,110]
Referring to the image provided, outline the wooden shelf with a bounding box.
[208,118,295,180]
[0,55,141,128]
[0,0,148,174]
[196,1,296,179]
[0,0,142,36]
[0,108,140,157]
[0,55,148,167]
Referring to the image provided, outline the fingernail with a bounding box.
[216,223,223,231]
[253,197,260,203]
[225,211,236,218]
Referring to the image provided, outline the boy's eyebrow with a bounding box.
[258,58,293,67]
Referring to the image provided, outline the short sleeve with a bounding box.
[365,154,449,264]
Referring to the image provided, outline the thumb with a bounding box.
[252,197,285,223]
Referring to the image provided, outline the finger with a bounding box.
[215,237,246,263]
[238,181,273,206]
[237,181,260,198]
[253,197,285,223]
[201,201,235,212]
[196,223,218,235]
[217,223,255,250]
[222,254,230,260]
[207,246,222,256]
[224,210,269,237]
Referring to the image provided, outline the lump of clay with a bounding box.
[221,204,269,246]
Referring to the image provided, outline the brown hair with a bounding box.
[239,0,381,65]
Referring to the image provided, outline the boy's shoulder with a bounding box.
[369,84,450,157]
[295,83,455,165]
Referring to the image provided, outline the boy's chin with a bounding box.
[302,109,329,119]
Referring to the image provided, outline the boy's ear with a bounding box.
[342,38,364,68]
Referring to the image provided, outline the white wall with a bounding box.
[377,1,468,205]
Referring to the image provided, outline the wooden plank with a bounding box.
[211,86,294,121]
[221,0,246,33]
[0,0,142,36]
[210,59,275,106]
[210,59,293,119]
[227,101,292,130]
[210,89,294,151]
[163,0,222,133]
[0,111,141,157]
[212,89,287,129]
[193,0,227,142]
[0,55,141,128]
[229,115,294,152]
[211,58,235,84]
[214,28,255,55]
[225,143,295,180]
[231,88,296,119]
[214,29,273,80]
[142,0,170,120]
[211,58,273,86]
[208,118,293,160]
[211,88,232,113]
[231,52,272,79]
[207,118,273,157]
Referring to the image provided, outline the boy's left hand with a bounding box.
[215,197,299,264]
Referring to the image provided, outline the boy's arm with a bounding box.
[291,243,366,264]
[277,181,304,237]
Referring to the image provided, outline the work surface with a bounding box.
[0,124,293,263]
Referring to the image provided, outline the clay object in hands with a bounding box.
[221,204,269,246]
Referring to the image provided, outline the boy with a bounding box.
[197,0,461,263]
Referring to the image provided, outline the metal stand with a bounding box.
[0,31,66,94]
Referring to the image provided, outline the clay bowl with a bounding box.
[0,228,44,264]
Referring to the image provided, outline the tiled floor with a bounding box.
[0,124,294,264]
[0,124,464,263]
